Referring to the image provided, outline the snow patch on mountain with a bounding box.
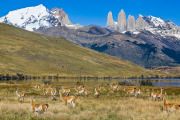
[147,15,166,27]
[0,4,83,31]
[0,4,59,31]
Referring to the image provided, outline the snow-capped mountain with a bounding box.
[145,15,166,27]
[142,15,180,39]
[0,4,83,31]
[106,10,180,39]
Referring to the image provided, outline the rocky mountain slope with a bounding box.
[0,23,172,77]
[0,4,83,31]
[36,24,180,68]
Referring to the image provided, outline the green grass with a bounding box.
[0,23,175,77]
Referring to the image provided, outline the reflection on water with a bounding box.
[0,78,180,87]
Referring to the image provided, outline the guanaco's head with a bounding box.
[30,96,34,102]
[161,88,164,90]
[59,90,61,94]
[165,91,167,95]
[15,88,18,91]
[123,88,125,91]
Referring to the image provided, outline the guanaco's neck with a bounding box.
[160,89,163,95]
[164,99,166,105]
[95,88,97,92]
[60,92,64,100]
[31,99,34,106]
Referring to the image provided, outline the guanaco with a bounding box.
[51,87,57,100]
[75,86,84,95]
[110,83,119,91]
[30,97,49,116]
[94,87,101,97]
[15,88,25,102]
[163,98,179,112]
[61,86,70,95]
[43,88,50,97]
[159,91,167,100]
[59,90,76,108]
[84,88,91,97]
[134,86,141,97]
[149,88,164,101]
[123,88,134,97]
[75,85,82,89]
[32,83,40,89]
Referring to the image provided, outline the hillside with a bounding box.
[0,23,174,77]
[36,25,180,68]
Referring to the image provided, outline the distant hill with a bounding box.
[0,23,174,77]
[149,66,180,76]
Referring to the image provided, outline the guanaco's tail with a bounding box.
[45,104,49,108]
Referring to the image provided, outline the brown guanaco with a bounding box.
[15,88,25,102]
[75,85,82,89]
[159,91,167,100]
[134,86,141,97]
[94,87,101,97]
[123,88,134,97]
[83,88,91,97]
[43,88,50,97]
[59,90,76,108]
[61,86,70,95]
[30,97,49,116]
[75,86,85,95]
[110,83,119,91]
[163,98,179,112]
[149,88,164,101]
[51,87,57,100]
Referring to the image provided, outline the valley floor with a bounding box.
[0,83,180,120]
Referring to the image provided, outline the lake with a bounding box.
[0,78,180,87]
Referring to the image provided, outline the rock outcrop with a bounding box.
[106,11,117,30]
[51,8,72,26]
[135,15,149,30]
[127,15,135,31]
[118,9,126,32]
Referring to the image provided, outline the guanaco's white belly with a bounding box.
[67,98,73,103]
[35,106,42,112]
[79,90,84,93]
[152,94,156,98]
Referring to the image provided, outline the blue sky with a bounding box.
[1,0,180,27]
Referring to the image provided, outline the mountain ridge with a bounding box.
[36,24,180,68]
[0,4,83,31]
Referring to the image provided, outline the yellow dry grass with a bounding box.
[0,83,180,120]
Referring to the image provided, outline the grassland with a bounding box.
[0,23,176,77]
[0,83,180,120]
